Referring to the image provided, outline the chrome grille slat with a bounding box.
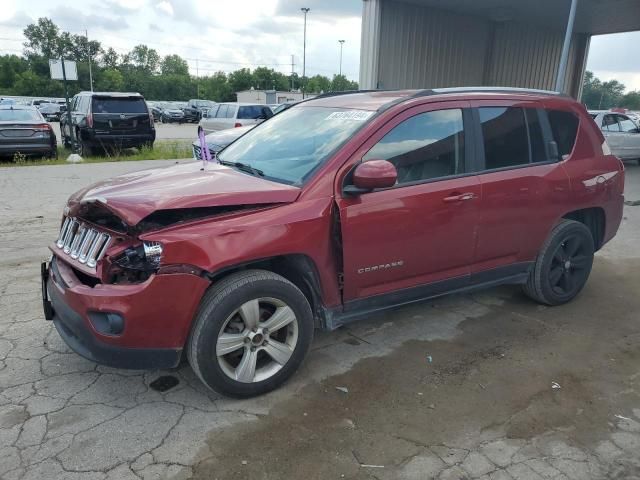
[55,217,112,270]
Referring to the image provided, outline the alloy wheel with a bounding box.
[216,297,299,383]
[548,234,591,296]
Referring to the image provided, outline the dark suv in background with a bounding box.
[60,92,155,156]
[182,99,215,122]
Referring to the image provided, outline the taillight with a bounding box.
[87,114,93,128]
[234,122,242,128]
[35,123,52,132]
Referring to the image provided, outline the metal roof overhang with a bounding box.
[399,0,640,35]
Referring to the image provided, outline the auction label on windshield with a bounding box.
[326,111,374,121]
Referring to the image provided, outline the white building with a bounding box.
[236,90,309,104]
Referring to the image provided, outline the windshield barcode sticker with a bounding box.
[326,111,373,121]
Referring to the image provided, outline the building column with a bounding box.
[359,0,382,89]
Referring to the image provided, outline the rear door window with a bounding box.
[92,97,147,114]
[618,115,637,133]
[602,114,620,132]
[479,107,529,169]
[547,110,580,157]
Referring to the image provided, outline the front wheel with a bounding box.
[523,219,594,306]
[188,270,314,398]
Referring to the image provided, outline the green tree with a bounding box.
[160,54,189,76]
[228,68,254,92]
[306,74,331,93]
[23,17,70,58]
[581,71,626,110]
[101,48,120,69]
[619,91,640,110]
[0,55,28,92]
[330,74,358,92]
[124,45,160,73]
[96,68,124,91]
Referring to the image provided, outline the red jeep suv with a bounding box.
[42,88,625,397]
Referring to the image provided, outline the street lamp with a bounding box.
[301,7,310,97]
[338,39,345,76]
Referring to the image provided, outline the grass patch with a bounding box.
[0,141,193,167]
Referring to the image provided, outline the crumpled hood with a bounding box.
[67,161,301,226]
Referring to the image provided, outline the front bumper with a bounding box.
[86,131,156,147]
[42,257,209,370]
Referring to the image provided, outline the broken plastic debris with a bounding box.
[335,386,349,394]
[428,404,436,409]
[360,465,384,468]
[615,414,632,421]
[426,355,433,363]
[551,382,562,390]
[241,460,248,465]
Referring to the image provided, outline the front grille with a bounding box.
[55,217,112,270]
[192,145,217,160]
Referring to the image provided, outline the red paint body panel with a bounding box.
[67,162,301,226]
[47,90,625,356]
[50,256,209,349]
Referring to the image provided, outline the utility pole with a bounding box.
[61,57,77,152]
[196,58,200,97]
[301,7,310,98]
[290,54,295,91]
[338,40,345,76]
[85,29,93,92]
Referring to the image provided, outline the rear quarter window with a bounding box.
[547,110,579,157]
[92,98,147,114]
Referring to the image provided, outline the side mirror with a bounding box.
[344,160,397,195]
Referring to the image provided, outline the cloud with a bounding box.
[156,0,174,16]
[148,22,163,32]
[49,6,129,31]
[103,0,148,14]
[274,0,362,20]
[0,10,33,27]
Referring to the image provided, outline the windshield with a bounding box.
[217,106,373,185]
[0,109,42,121]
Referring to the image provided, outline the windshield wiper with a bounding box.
[219,160,264,177]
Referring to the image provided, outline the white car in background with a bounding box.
[197,103,273,134]
[590,110,640,164]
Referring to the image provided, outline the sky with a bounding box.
[0,0,638,91]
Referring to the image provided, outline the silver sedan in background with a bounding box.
[590,110,640,164]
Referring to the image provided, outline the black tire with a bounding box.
[188,270,314,398]
[523,219,594,306]
[78,140,92,157]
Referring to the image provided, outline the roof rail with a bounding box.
[429,86,566,96]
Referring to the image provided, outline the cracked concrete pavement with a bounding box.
[1,160,639,479]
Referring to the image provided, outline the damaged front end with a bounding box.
[53,202,277,286]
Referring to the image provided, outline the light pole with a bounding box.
[301,7,310,97]
[338,39,345,76]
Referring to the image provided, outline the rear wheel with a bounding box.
[523,219,594,306]
[188,270,314,398]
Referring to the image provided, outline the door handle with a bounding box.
[443,192,476,203]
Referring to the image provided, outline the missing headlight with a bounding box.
[114,242,163,272]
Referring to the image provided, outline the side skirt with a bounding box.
[319,262,532,331]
